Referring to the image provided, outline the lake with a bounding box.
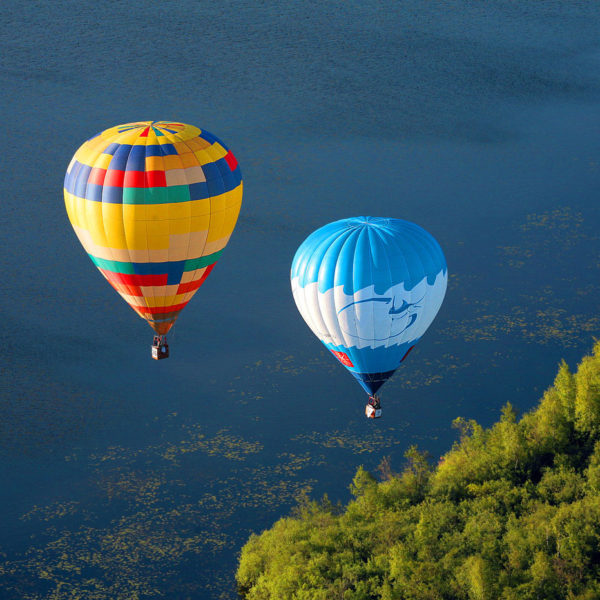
[2,2,600,598]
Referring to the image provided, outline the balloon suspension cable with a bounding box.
[368,395,381,409]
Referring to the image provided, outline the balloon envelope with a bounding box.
[64,121,243,334]
[291,217,447,395]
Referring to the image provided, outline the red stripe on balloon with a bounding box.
[88,167,107,186]
[400,345,415,363]
[224,151,238,171]
[104,169,125,187]
[123,170,145,187]
[145,170,167,187]
[107,280,143,297]
[99,269,168,288]
[121,170,167,188]
[176,264,215,294]
[135,302,189,315]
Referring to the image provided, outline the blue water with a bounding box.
[2,2,600,598]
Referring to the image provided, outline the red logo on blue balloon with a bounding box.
[330,350,354,367]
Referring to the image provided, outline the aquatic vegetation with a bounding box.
[292,426,409,454]
[159,427,264,463]
[0,422,324,599]
[442,206,600,348]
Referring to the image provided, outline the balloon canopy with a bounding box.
[64,121,243,335]
[291,217,447,395]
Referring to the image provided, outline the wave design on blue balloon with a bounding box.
[336,294,425,342]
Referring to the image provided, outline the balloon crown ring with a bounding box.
[116,121,186,137]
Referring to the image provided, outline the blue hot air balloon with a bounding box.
[290,217,447,418]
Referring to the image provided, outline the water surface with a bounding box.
[2,2,600,598]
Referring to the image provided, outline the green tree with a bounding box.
[237,345,600,600]
[575,341,600,436]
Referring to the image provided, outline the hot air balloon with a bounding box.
[64,121,243,359]
[291,217,447,418]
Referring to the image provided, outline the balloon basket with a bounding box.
[151,335,169,360]
[365,404,382,419]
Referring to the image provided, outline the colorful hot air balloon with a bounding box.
[291,217,447,417]
[64,121,243,358]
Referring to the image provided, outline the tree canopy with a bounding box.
[237,343,600,599]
